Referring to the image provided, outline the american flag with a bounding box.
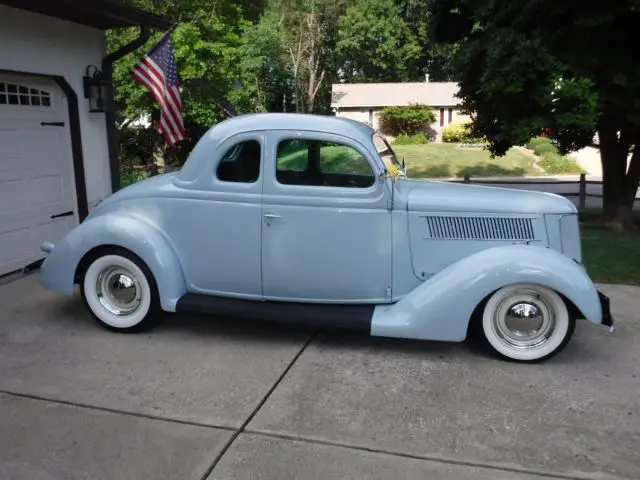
[130,33,185,146]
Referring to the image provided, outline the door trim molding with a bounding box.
[0,69,89,221]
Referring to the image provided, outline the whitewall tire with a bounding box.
[80,249,162,332]
[479,284,575,363]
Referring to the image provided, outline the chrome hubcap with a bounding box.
[493,290,555,350]
[96,266,141,316]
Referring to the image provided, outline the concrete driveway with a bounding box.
[1,274,639,480]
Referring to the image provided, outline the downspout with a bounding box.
[102,25,151,193]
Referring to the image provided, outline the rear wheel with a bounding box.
[79,249,163,332]
[479,284,575,363]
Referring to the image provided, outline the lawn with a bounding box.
[393,143,540,178]
[581,227,640,285]
[579,209,640,285]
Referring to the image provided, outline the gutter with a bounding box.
[102,25,151,193]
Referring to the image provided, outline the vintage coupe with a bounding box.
[38,113,613,362]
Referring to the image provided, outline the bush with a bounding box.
[393,132,429,145]
[441,122,467,142]
[532,142,556,156]
[526,136,550,150]
[441,121,487,144]
[538,152,584,174]
[378,104,437,136]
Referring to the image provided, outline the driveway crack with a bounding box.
[199,331,317,480]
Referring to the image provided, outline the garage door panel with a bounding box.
[31,173,65,207]
[0,76,77,277]
[0,177,27,213]
[0,226,32,272]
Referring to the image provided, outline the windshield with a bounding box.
[372,132,403,173]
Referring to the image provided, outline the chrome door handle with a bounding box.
[264,213,281,219]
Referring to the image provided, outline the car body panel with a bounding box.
[38,212,187,311]
[260,129,393,303]
[37,112,611,341]
[371,244,602,342]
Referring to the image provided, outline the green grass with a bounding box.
[393,143,540,178]
[581,227,640,285]
[538,152,584,174]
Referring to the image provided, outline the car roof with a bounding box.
[206,112,375,140]
[177,113,378,183]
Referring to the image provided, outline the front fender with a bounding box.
[38,213,186,312]
[371,244,602,342]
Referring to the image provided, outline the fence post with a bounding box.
[578,173,586,210]
[463,174,471,184]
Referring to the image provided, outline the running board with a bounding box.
[175,294,374,331]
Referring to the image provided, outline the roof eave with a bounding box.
[0,0,173,30]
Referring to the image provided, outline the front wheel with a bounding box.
[80,249,163,332]
[479,284,575,363]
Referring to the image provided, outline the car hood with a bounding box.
[400,178,577,215]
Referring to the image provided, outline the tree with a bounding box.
[108,0,260,164]
[229,20,293,113]
[335,0,423,82]
[429,0,640,230]
[266,0,351,113]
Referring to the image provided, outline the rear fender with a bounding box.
[38,213,186,312]
[371,244,601,342]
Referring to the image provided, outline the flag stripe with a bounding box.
[129,33,185,146]
[141,57,184,137]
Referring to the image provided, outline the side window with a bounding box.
[215,140,261,183]
[275,139,374,188]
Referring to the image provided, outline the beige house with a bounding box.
[330,81,470,140]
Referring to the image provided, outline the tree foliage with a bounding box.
[429,0,640,229]
[107,0,457,167]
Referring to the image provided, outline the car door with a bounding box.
[173,132,264,299]
[261,130,393,303]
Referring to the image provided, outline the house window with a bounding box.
[368,108,373,126]
[439,108,444,127]
[448,108,453,124]
[0,82,51,107]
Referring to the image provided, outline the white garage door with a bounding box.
[0,74,78,276]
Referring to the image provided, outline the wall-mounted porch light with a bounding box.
[83,65,109,113]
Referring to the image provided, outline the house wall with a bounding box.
[335,106,471,142]
[0,5,111,209]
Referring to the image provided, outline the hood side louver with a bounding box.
[423,215,535,241]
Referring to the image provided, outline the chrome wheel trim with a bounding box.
[492,290,556,350]
[481,284,571,362]
[95,266,142,316]
[82,254,152,329]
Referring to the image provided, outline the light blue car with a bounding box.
[38,113,614,363]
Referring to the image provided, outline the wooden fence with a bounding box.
[454,173,600,209]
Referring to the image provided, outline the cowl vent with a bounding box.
[423,215,535,241]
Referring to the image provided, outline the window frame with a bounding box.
[0,82,52,108]
[210,133,264,191]
[274,136,377,189]
[264,130,388,200]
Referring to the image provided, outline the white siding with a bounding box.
[0,5,111,207]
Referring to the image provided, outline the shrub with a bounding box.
[393,132,429,145]
[526,136,550,149]
[441,122,468,142]
[532,142,556,156]
[538,152,584,174]
[441,121,487,144]
[378,104,437,136]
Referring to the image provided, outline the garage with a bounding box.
[0,1,172,278]
[0,74,77,276]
